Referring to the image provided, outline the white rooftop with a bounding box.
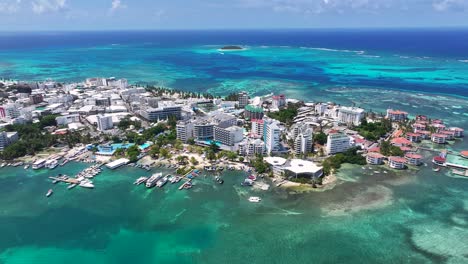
[285,159,323,174]
[264,157,287,166]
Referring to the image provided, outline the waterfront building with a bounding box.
[431,134,448,144]
[441,130,456,140]
[0,131,19,151]
[176,120,194,143]
[432,156,446,166]
[140,105,182,122]
[406,133,422,143]
[251,119,264,138]
[418,130,431,139]
[431,123,446,133]
[271,94,286,109]
[106,158,130,169]
[366,152,385,165]
[238,138,265,156]
[326,133,351,155]
[193,122,214,140]
[337,106,365,126]
[449,127,464,138]
[97,115,113,131]
[244,104,264,120]
[263,119,281,154]
[264,157,323,179]
[388,156,406,169]
[386,109,408,121]
[238,92,249,109]
[405,153,423,166]
[413,123,426,132]
[214,126,243,146]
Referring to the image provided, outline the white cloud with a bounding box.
[239,0,468,14]
[32,0,66,14]
[0,0,21,14]
[432,0,467,11]
[110,0,126,13]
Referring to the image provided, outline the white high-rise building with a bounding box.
[337,106,365,126]
[176,120,194,143]
[251,119,264,138]
[238,138,265,156]
[0,104,20,119]
[326,133,351,155]
[214,126,244,146]
[97,115,113,131]
[263,119,281,154]
[294,132,313,155]
[0,131,19,151]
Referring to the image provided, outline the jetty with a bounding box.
[49,176,80,184]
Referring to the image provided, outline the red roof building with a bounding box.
[367,152,385,165]
[391,137,412,147]
[405,153,423,166]
[388,156,407,169]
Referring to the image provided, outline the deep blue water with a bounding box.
[1,29,468,58]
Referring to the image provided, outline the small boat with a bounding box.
[46,189,53,197]
[24,164,29,170]
[241,178,254,186]
[0,163,5,168]
[67,184,77,190]
[156,176,168,188]
[248,175,257,181]
[248,196,261,203]
[433,167,441,172]
[146,172,163,188]
[134,177,148,185]
[79,179,95,189]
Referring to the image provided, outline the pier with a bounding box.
[48,176,80,184]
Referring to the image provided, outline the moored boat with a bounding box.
[248,196,261,203]
[146,172,162,188]
[134,177,148,185]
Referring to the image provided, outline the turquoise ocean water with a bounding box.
[0,30,467,263]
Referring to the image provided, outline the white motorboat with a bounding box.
[248,196,261,203]
[156,176,169,188]
[46,189,53,197]
[79,179,95,189]
[146,172,162,188]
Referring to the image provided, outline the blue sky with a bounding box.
[1,0,468,30]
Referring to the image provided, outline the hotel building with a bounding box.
[388,156,406,169]
[405,153,423,166]
[367,152,385,165]
[337,106,365,126]
[326,133,351,155]
[431,134,448,144]
[386,109,408,121]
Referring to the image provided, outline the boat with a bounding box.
[241,178,254,186]
[156,176,169,188]
[146,172,163,188]
[46,189,53,197]
[67,184,77,190]
[248,175,257,181]
[32,159,47,170]
[248,196,261,203]
[433,166,441,172]
[79,179,95,189]
[0,163,5,168]
[168,175,175,183]
[134,177,148,185]
[60,159,69,166]
[24,164,29,170]
[46,160,59,169]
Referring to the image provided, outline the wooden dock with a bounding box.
[49,177,80,184]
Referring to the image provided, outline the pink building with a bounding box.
[406,133,422,143]
[405,153,423,166]
[449,127,464,138]
[431,134,448,144]
[441,130,456,140]
[391,137,412,147]
[386,109,408,121]
[388,156,407,169]
[367,152,385,165]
